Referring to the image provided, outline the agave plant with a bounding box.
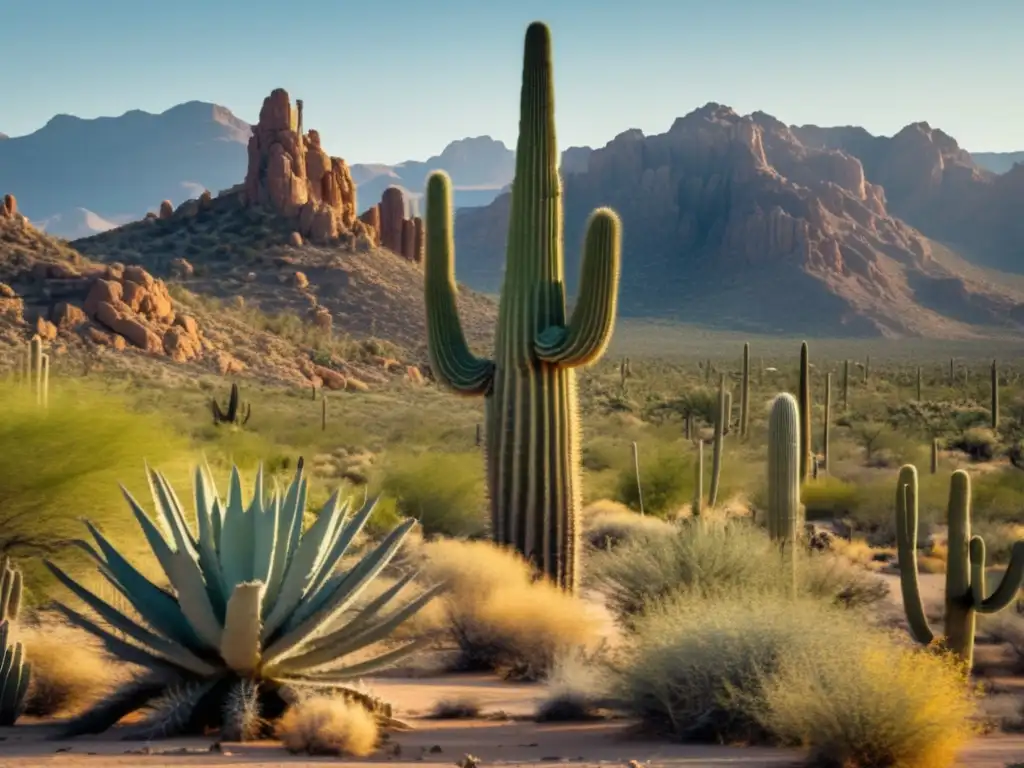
[46,458,441,740]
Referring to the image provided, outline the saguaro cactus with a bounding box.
[798,342,811,482]
[842,359,850,411]
[740,342,750,439]
[767,393,803,544]
[895,465,1024,667]
[423,22,621,591]
[693,439,704,517]
[991,359,999,430]
[0,559,29,726]
[822,373,831,474]
[916,366,923,402]
[708,373,727,507]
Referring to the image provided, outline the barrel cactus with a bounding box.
[895,464,1024,667]
[46,459,441,739]
[0,559,30,726]
[424,21,621,591]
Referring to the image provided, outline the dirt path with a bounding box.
[0,675,1020,767]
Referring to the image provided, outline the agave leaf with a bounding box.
[55,674,174,739]
[149,467,199,556]
[264,462,306,607]
[121,486,177,578]
[279,637,431,683]
[252,484,279,591]
[219,467,255,591]
[192,467,228,619]
[200,459,226,552]
[45,562,219,675]
[261,519,416,664]
[164,551,224,651]
[80,523,207,651]
[220,582,265,675]
[260,488,348,641]
[49,602,203,675]
[211,496,225,557]
[288,497,380,627]
[270,583,444,672]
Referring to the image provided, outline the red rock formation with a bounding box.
[242,88,359,244]
[2,194,16,217]
[359,205,380,245]
[400,219,415,261]
[158,200,174,219]
[413,216,424,263]
[379,187,406,253]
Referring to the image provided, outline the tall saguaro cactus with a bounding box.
[767,393,803,545]
[798,342,811,482]
[708,373,727,507]
[991,359,999,430]
[740,342,750,439]
[895,465,1024,667]
[423,22,621,591]
[822,373,831,474]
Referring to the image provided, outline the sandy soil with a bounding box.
[0,674,1021,767]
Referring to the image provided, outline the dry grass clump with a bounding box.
[589,519,888,622]
[415,540,603,680]
[21,615,124,717]
[583,500,676,550]
[617,590,978,767]
[276,696,379,757]
[534,648,615,722]
[427,696,482,719]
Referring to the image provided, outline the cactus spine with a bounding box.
[991,359,999,430]
[0,558,29,726]
[708,373,727,507]
[822,373,831,474]
[740,342,750,439]
[895,465,1024,667]
[423,22,621,591]
[798,342,811,482]
[767,393,803,544]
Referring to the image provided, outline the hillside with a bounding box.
[972,151,1024,175]
[454,104,1024,339]
[791,122,1024,273]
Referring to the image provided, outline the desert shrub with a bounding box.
[949,426,1000,461]
[588,519,887,623]
[618,591,977,764]
[800,477,859,519]
[277,696,379,757]
[427,697,481,719]
[0,380,189,596]
[582,500,676,549]
[21,615,123,717]
[614,447,691,517]
[743,632,977,768]
[970,470,1024,525]
[376,452,486,537]
[535,647,614,722]
[414,540,602,680]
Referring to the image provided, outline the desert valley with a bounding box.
[0,13,1023,768]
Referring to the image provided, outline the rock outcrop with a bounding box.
[453,104,1024,338]
[358,186,424,263]
[241,89,361,244]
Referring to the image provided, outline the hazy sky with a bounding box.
[2,0,1021,164]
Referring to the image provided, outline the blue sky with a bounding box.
[1,0,1021,164]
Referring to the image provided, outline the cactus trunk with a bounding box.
[767,393,802,544]
[798,342,811,482]
[822,373,831,474]
[916,366,922,401]
[693,440,703,518]
[708,373,726,507]
[740,342,750,439]
[423,22,621,591]
[991,359,999,430]
[864,355,870,384]
[842,359,850,411]
[931,438,939,474]
[631,441,644,515]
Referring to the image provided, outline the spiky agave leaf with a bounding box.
[56,674,175,738]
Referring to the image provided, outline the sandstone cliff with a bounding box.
[791,122,1024,274]
[454,104,1024,338]
[358,186,424,263]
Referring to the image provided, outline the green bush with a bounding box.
[376,451,486,537]
[949,427,999,461]
[614,445,693,518]
[800,477,859,520]
[617,591,977,766]
[587,519,888,622]
[0,380,190,599]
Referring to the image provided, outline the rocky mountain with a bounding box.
[972,151,1024,175]
[790,123,1024,273]
[0,102,250,230]
[454,104,1024,338]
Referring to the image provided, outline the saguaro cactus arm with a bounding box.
[894,464,936,646]
[424,172,495,395]
[535,210,621,367]
[969,537,1024,614]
